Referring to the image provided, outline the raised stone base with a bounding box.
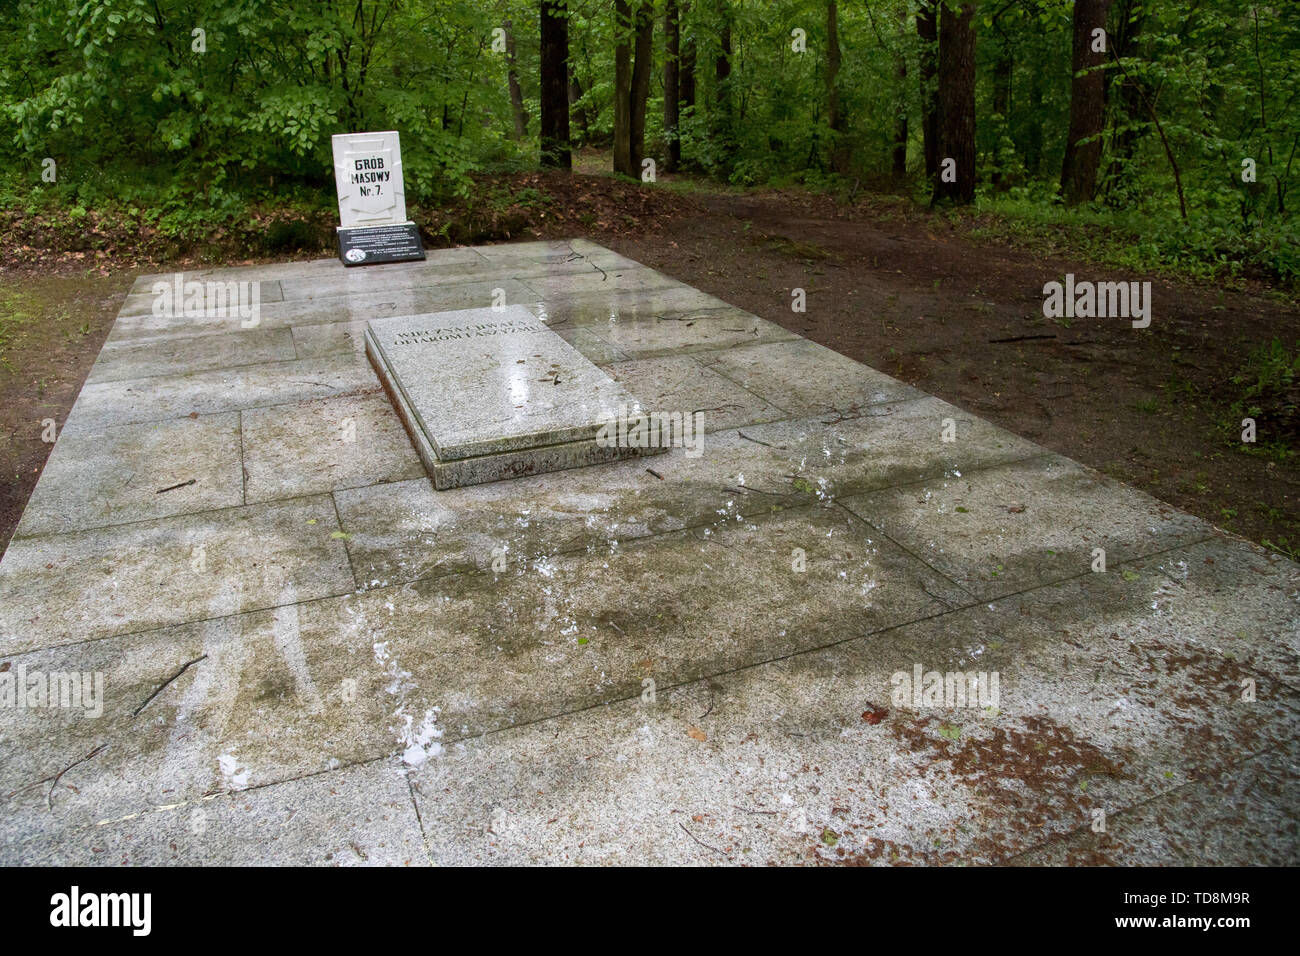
[365,307,664,489]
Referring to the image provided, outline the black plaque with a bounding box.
[337,222,426,266]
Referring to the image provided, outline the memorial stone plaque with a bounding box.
[331,130,426,266]
[365,306,664,489]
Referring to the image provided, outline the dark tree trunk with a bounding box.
[712,4,733,156]
[540,1,571,169]
[504,20,528,140]
[916,0,939,180]
[568,67,590,143]
[629,1,654,173]
[613,0,654,177]
[681,32,697,112]
[1060,0,1113,204]
[892,1,909,178]
[664,0,681,170]
[827,1,846,172]
[613,0,632,173]
[1103,0,1148,200]
[932,1,976,205]
[826,1,842,133]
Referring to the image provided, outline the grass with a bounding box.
[960,195,1300,290]
[1222,337,1299,462]
[0,288,37,370]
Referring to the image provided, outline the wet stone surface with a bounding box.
[1,239,1296,866]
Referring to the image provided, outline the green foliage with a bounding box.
[0,0,1295,286]
[1227,338,1299,457]
[0,0,526,212]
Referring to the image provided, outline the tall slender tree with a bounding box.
[1060,0,1114,204]
[630,0,654,172]
[569,67,592,144]
[681,29,697,115]
[1102,0,1147,201]
[893,1,910,178]
[503,19,529,140]
[664,0,682,171]
[932,1,976,205]
[916,0,940,181]
[712,1,734,163]
[614,0,633,173]
[613,0,654,176]
[827,1,846,173]
[540,0,571,169]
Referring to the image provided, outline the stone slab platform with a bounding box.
[363,306,660,489]
[1,239,1295,866]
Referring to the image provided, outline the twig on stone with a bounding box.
[678,822,726,855]
[737,430,786,449]
[155,478,196,494]
[133,655,208,717]
[699,685,715,720]
[36,744,108,810]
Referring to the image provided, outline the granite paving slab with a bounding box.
[14,412,244,538]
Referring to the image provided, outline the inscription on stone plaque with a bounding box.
[365,306,663,489]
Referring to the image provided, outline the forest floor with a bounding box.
[1,157,1297,558]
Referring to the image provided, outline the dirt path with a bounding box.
[0,275,123,553]
[1,175,1296,559]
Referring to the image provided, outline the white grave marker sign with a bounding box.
[330,130,424,266]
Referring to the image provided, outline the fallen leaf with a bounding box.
[861,706,888,725]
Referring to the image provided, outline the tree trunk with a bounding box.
[826,1,845,173]
[1103,0,1147,200]
[712,3,732,156]
[630,1,654,173]
[681,32,697,112]
[613,1,632,174]
[932,2,976,205]
[826,1,841,133]
[540,1,571,169]
[568,67,590,143]
[892,1,909,178]
[664,0,681,171]
[916,0,939,180]
[613,0,654,177]
[504,20,529,140]
[1060,0,1113,204]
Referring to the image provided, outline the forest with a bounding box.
[0,0,1297,282]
